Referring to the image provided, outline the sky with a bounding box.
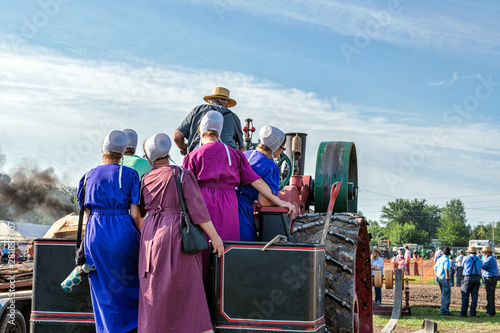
[0,0,499,227]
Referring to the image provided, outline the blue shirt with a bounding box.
[237,150,280,241]
[2,248,8,255]
[434,255,450,278]
[481,255,499,277]
[371,256,384,276]
[462,254,482,276]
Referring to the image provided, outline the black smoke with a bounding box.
[0,164,78,224]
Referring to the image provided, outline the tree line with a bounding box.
[367,198,499,247]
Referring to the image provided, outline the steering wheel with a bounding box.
[277,152,293,190]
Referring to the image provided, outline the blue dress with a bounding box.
[237,150,280,241]
[77,164,140,333]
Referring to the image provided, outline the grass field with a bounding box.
[373,306,500,332]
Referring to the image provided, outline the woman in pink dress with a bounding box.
[138,133,224,333]
[182,111,295,241]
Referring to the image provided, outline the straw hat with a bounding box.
[481,246,493,254]
[467,246,477,254]
[372,246,381,254]
[203,87,236,108]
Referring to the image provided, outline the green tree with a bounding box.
[380,198,441,243]
[367,220,390,242]
[388,223,429,245]
[437,199,470,246]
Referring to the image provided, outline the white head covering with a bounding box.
[102,130,127,155]
[259,125,285,153]
[200,111,224,134]
[123,129,138,149]
[144,133,172,162]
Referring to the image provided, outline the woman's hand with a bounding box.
[198,221,224,257]
[280,200,296,217]
[210,234,225,258]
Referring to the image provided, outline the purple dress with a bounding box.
[182,142,261,241]
[138,166,213,333]
[77,164,140,333]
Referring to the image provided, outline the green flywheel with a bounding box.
[314,141,358,213]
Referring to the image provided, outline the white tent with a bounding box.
[0,220,52,241]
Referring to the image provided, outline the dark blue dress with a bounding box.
[237,150,279,241]
[77,164,140,333]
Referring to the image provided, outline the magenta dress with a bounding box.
[182,142,261,241]
[138,165,212,333]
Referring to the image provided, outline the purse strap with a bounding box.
[76,172,90,249]
[173,167,189,231]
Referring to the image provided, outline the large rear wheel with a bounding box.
[291,213,372,333]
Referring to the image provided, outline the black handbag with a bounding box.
[75,172,90,266]
[173,167,208,254]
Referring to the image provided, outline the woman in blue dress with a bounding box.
[77,130,141,333]
[237,125,288,241]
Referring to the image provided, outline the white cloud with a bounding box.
[192,0,500,56]
[1,41,499,224]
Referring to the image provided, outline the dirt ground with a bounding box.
[378,283,500,311]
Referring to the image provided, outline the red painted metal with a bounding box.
[278,185,301,218]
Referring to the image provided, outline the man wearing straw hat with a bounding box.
[457,246,482,317]
[481,246,498,316]
[174,87,245,155]
[371,246,384,307]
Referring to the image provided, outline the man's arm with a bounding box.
[173,130,188,155]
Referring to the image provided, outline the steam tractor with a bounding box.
[207,119,371,333]
[29,120,372,333]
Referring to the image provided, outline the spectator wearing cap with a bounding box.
[77,130,141,332]
[481,246,498,317]
[122,128,152,179]
[455,250,465,287]
[138,133,224,333]
[182,112,295,275]
[237,125,290,241]
[457,246,483,317]
[174,86,245,155]
[434,246,452,315]
[371,246,384,307]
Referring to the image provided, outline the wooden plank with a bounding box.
[380,269,403,333]
[0,280,32,290]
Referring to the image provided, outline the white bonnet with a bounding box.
[200,111,223,134]
[259,125,285,152]
[123,129,138,149]
[102,130,127,155]
[144,133,172,162]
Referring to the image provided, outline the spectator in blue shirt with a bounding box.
[481,246,498,316]
[457,246,482,317]
[434,246,452,315]
[371,246,385,307]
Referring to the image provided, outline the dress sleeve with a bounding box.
[181,153,196,176]
[77,171,92,209]
[130,169,140,206]
[181,169,211,225]
[261,163,280,196]
[237,151,261,186]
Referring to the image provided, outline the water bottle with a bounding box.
[61,263,95,293]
